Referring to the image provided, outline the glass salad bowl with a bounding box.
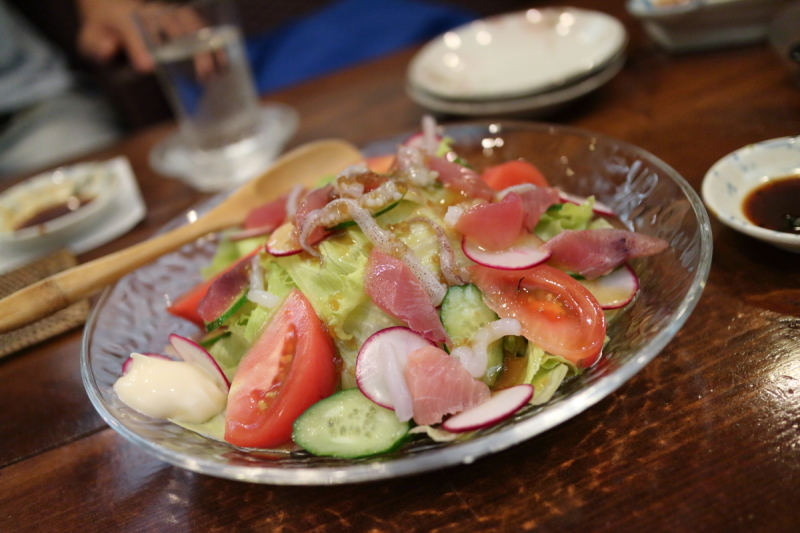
[81,121,713,485]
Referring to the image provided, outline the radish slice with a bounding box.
[577,264,639,309]
[121,353,170,374]
[442,384,534,433]
[558,191,615,216]
[265,222,302,257]
[355,327,435,410]
[462,233,551,270]
[168,334,230,391]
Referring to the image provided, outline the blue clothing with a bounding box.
[246,0,476,94]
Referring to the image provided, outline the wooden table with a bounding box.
[3,1,800,531]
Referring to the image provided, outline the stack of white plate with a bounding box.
[406,7,628,117]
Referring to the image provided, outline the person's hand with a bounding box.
[76,0,155,73]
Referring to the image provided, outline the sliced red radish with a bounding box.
[168,334,230,391]
[462,232,551,270]
[265,222,303,257]
[558,191,615,216]
[121,352,170,374]
[577,264,639,309]
[355,327,435,410]
[442,384,533,433]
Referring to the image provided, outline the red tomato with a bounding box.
[364,154,396,174]
[224,289,338,448]
[470,264,606,368]
[481,160,549,190]
[166,250,258,328]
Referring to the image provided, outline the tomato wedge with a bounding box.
[481,160,549,190]
[166,250,258,328]
[224,289,337,448]
[470,264,606,368]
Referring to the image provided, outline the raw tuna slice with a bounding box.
[519,186,561,231]
[243,194,288,232]
[196,258,251,325]
[364,250,449,344]
[404,345,491,426]
[544,228,669,279]
[454,193,525,251]
[427,156,495,201]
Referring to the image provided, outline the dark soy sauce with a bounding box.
[742,176,800,234]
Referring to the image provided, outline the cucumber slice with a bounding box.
[327,200,402,231]
[204,292,248,332]
[292,388,410,458]
[440,284,504,386]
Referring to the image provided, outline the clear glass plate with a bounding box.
[81,122,712,485]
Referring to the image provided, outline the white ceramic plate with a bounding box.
[407,7,627,101]
[702,136,800,252]
[407,52,625,118]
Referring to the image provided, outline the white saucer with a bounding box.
[0,157,147,274]
[408,7,627,101]
[150,103,299,193]
[407,52,626,117]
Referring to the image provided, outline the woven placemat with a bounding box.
[0,250,89,358]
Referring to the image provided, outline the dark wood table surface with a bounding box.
[3,1,800,531]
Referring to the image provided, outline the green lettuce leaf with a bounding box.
[534,198,596,241]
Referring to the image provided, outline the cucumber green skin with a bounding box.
[326,201,401,231]
[292,388,410,458]
[440,284,504,386]
[204,292,249,332]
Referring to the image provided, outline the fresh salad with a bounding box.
[113,118,668,459]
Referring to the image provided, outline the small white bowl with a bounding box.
[0,161,119,253]
[627,0,793,52]
[702,136,800,252]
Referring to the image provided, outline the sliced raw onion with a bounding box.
[450,318,521,378]
[355,327,435,411]
[577,264,639,309]
[462,232,551,270]
[442,384,533,433]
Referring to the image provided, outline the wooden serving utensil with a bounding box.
[0,139,363,334]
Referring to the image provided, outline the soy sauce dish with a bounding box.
[702,136,800,253]
[0,162,118,253]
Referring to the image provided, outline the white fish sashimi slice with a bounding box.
[462,233,551,270]
[442,384,534,433]
[577,264,639,309]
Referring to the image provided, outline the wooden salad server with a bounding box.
[0,139,363,334]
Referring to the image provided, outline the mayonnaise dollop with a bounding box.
[113,353,227,424]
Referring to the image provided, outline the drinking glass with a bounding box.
[136,0,298,191]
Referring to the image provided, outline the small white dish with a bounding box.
[407,7,627,101]
[0,161,119,253]
[627,0,793,52]
[702,136,800,253]
[150,103,298,192]
[0,157,147,274]
[407,52,626,118]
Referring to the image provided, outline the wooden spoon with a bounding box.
[0,139,363,334]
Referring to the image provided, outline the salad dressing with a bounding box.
[114,354,227,424]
